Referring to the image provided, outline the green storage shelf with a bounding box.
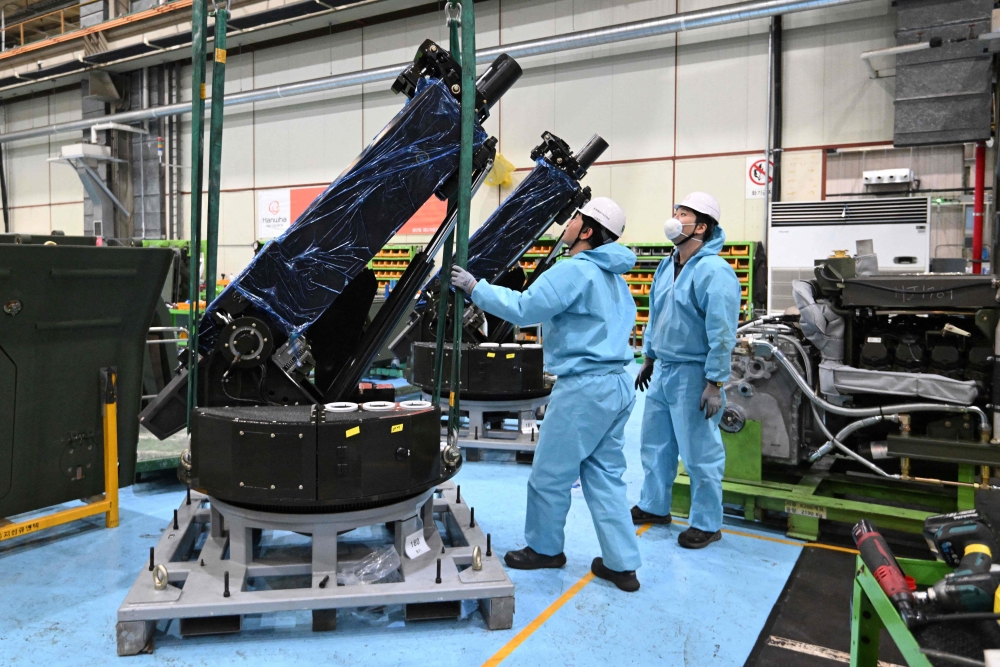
[512,238,759,349]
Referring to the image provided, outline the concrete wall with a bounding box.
[1,89,85,235]
[4,0,904,277]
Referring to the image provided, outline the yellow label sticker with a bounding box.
[199,83,206,99]
[345,426,360,438]
[215,48,227,64]
[449,392,455,407]
[506,353,515,359]
[391,424,403,434]
[486,352,496,358]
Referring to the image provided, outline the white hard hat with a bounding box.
[675,192,721,224]
[578,196,626,238]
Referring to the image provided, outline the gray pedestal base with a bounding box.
[426,394,549,458]
[116,482,514,655]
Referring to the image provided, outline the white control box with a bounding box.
[863,168,914,185]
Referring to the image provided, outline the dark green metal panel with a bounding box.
[885,434,1000,466]
[0,245,172,517]
[0,346,13,498]
[204,8,227,304]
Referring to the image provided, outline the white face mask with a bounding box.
[664,218,686,241]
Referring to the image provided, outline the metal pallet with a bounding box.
[116,481,514,655]
[426,394,548,461]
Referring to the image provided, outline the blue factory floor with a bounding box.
[0,369,806,667]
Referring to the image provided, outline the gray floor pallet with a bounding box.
[425,394,548,459]
[116,482,514,655]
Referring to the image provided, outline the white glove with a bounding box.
[451,265,478,294]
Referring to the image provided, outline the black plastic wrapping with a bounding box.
[199,78,486,353]
[417,158,578,311]
[467,159,577,279]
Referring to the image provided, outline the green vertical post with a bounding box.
[850,568,882,667]
[447,0,476,438]
[957,463,976,510]
[186,0,209,429]
[205,6,227,304]
[431,15,461,406]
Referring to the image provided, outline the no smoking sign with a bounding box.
[746,155,773,199]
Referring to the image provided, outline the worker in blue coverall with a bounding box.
[450,197,642,592]
[631,192,741,549]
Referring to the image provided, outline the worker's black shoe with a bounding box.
[591,557,640,592]
[504,546,567,570]
[631,505,672,525]
[677,527,722,549]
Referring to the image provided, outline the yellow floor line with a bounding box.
[481,519,856,666]
[674,518,858,554]
[480,524,653,667]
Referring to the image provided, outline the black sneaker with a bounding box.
[677,527,721,549]
[504,546,567,570]
[591,557,640,592]
[631,505,672,525]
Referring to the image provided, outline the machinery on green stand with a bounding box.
[671,248,1000,540]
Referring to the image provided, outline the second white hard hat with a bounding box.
[578,196,626,238]
[675,192,721,224]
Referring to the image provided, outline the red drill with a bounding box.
[852,519,920,626]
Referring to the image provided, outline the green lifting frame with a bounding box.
[185,0,209,430]
[185,0,226,429]
[205,3,228,304]
[431,12,462,405]
[444,0,476,444]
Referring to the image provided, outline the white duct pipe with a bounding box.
[0,0,867,144]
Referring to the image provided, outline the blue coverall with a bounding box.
[638,226,741,533]
[470,243,642,572]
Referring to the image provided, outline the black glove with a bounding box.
[635,357,654,392]
[700,382,723,419]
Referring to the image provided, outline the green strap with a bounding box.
[186,0,209,430]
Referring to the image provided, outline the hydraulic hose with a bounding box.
[752,340,991,439]
[769,332,862,462]
[808,415,899,466]
[749,340,999,488]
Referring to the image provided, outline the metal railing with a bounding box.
[147,325,187,345]
[3,0,101,51]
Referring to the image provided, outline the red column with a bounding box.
[972,141,986,274]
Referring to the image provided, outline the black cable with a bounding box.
[220,373,261,404]
[922,611,1000,623]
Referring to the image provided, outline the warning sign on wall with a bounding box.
[746,156,773,200]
